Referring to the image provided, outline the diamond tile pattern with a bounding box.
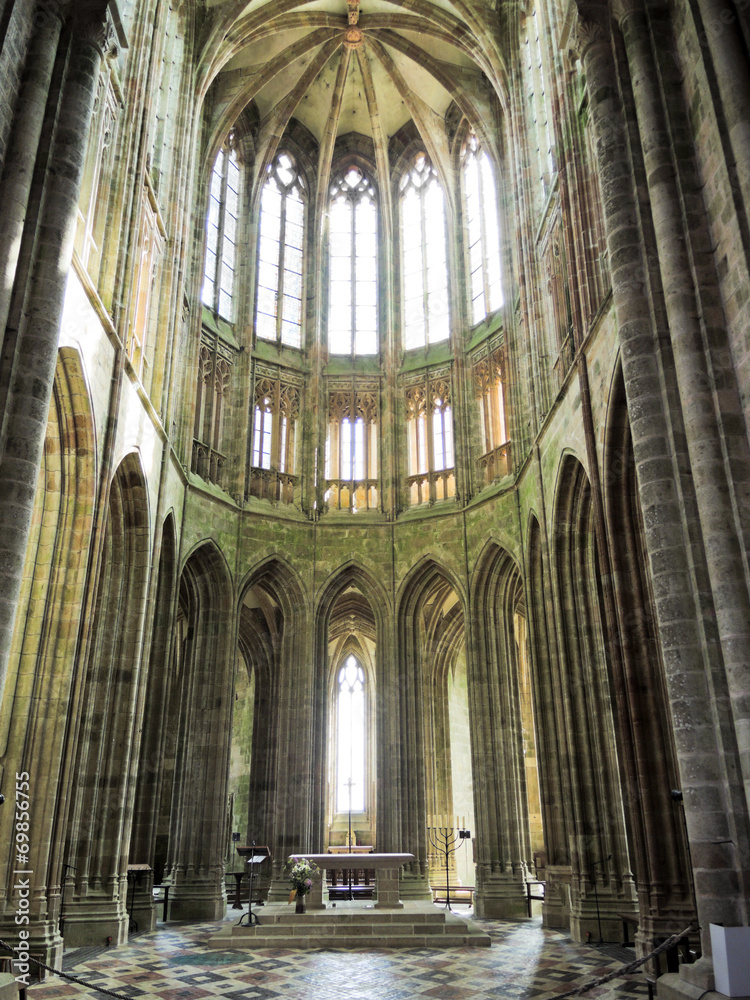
[34,913,649,1000]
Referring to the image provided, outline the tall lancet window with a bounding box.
[328,166,378,356]
[400,153,450,350]
[255,152,305,348]
[203,140,241,320]
[462,135,503,325]
[336,656,366,813]
[524,5,555,204]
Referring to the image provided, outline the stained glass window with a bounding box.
[400,153,450,350]
[336,656,365,813]
[524,6,555,204]
[202,142,241,321]
[462,135,503,325]
[328,166,378,356]
[256,152,305,348]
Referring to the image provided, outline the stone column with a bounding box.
[577,7,750,982]
[0,1,68,353]
[692,0,750,238]
[0,0,116,704]
[466,602,531,921]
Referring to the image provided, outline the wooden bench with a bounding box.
[327,867,375,900]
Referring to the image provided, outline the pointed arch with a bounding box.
[235,556,310,858]
[167,539,235,921]
[130,512,179,915]
[523,510,571,928]
[63,451,151,945]
[467,541,534,918]
[314,561,391,854]
[551,452,636,941]
[393,557,466,896]
[0,347,97,952]
[602,362,696,948]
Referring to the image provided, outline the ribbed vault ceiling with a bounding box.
[201,0,506,193]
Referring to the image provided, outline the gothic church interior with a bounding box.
[0,0,749,997]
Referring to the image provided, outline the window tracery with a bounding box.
[248,367,301,505]
[324,381,379,513]
[255,152,306,349]
[336,655,366,814]
[76,64,121,281]
[328,165,378,356]
[523,6,555,206]
[128,180,165,385]
[461,135,503,325]
[473,343,510,485]
[400,153,450,350]
[404,370,455,506]
[192,333,235,488]
[202,139,241,321]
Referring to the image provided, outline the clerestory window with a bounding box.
[523,6,555,205]
[400,153,450,350]
[202,141,241,321]
[255,152,305,349]
[462,135,503,325]
[328,166,378,356]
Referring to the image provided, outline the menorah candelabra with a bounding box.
[427,817,471,912]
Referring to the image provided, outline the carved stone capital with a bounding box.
[34,0,72,28]
[610,0,642,24]
[73,1,124,58]
[573,13,609,59]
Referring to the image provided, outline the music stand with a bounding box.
[235,844,270,926]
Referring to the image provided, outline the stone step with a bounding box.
[207,906,492,950]
[209,932,491,949]
[237,910,446,926]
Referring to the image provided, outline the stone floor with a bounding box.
[31,910,650,1000]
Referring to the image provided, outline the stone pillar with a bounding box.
[577,6,750,984]
[0,1,67,351]
[465,604,531,921]
[692,0,750,237]
[0,0,116,704]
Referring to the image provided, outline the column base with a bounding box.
[569,896,637,945]
[398,872,433,903]
[59,898,128,948]
[0,918,63,980]
[474,869,530,920]
[656,967,741,1000]
[169,879,226,922]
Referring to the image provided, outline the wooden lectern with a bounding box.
[235,845,271,924]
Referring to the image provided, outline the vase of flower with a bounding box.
[284,857,321,915]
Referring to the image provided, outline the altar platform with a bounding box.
[207,900,492,949]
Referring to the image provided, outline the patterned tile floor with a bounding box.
[31,910,649,1000]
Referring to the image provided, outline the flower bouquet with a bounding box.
[284,857,321,912]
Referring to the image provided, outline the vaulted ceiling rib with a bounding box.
[201,0,507,181]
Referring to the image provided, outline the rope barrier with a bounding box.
[0,939,144,1000]
[551,924,697,1000]
[1,923,697,1000]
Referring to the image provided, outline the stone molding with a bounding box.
[609,0,642,25]
[574,13,609,59]
[73,1,121,57]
